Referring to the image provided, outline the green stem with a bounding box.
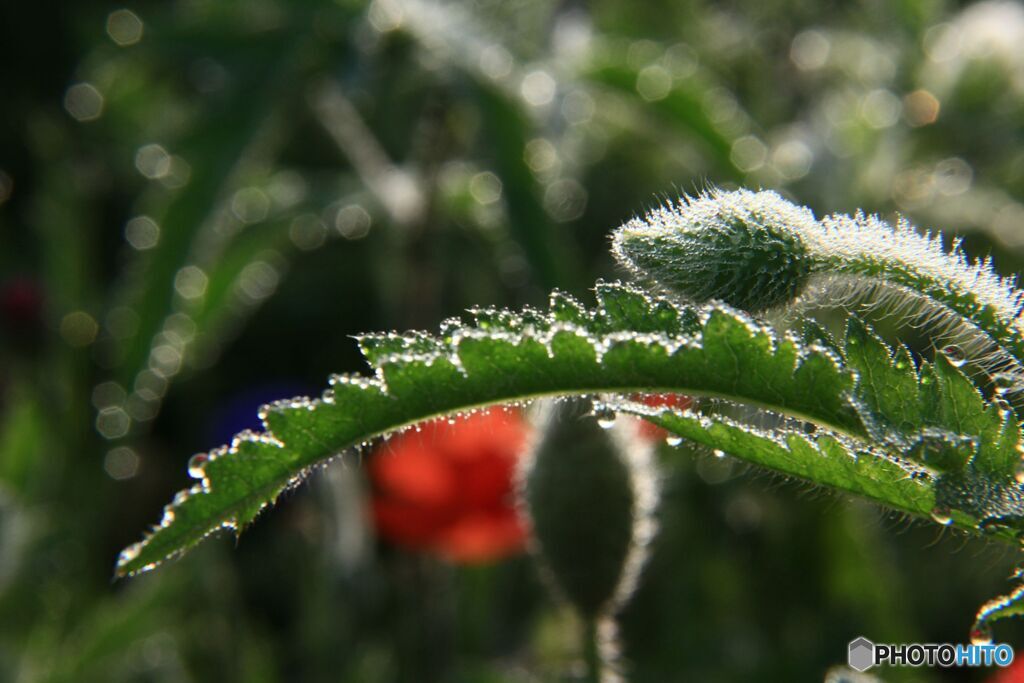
[581,617,601,683]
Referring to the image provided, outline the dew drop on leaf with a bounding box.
[970,625,993,646]
[187,453,208,479]
[713,449,726,459]
[943,345,967,367]
[594,407,616,429]
[930,505,953,526]
[993,373,1016,396]
[118,543,141,567]
[979,517,1013,535]
[665,435,683,447]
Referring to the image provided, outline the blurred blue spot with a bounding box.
[207,382,311,446]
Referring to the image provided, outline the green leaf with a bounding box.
[117,281,864,576]
[622,317,1024,643]
[844,316,923,439]
[118,281,1024,581]
[609,400,934,520]
[841,315,1024,529]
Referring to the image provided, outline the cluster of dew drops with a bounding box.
[592,403,726,457]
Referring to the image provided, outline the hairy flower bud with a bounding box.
[521,399,658,620]
[611,189,817,312]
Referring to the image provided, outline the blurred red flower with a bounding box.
[0,277,43,325]
[369,407,530,564]
[632,393,693,441]
[988,657,1024,683]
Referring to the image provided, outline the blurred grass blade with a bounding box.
[584,49,744,178]
[310,81,426,228]
[111,40,308,405]
[385,0,582,288]
[472,81,581,289]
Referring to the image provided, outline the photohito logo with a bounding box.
[848,636,1014,671]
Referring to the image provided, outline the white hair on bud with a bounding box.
[794,211,1024,380]
[615,186,1024,381]
[614,186,820,247]
[612,188,820,313]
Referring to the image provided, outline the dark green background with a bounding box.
[3,0,1024,680]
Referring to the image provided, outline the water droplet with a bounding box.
[979,517,1011,535]
[930,505,953,525]
[118,543,141,566]
[187,453,208,479]
[943,345,967,367]
[970,625,993,646]
[595,407,616,429]
[1015,462,1024,485]
[665,435,683,447]
[713,449,726,458]
[994,373,1016,396]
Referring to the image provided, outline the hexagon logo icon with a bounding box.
[848,636,875,672]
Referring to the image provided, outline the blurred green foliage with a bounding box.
[3,0,1024,680]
